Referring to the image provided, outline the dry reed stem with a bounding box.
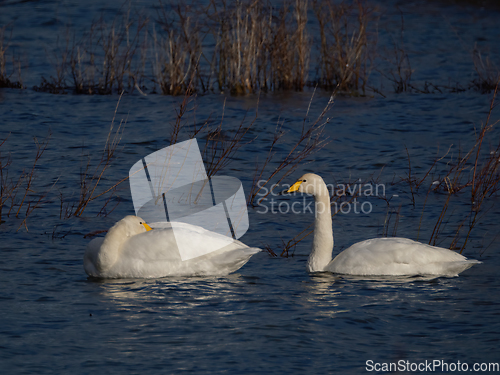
[154,3,202,95]
[381,10,413,93]
[0,25,23,89]
[248,89,333,205]
[206,0,313,94]
[200,97,257,177]
[14,134,51,218]
[472,46,500,93]
[0,135,17,223]
[312,0,372,94]
[63,9,149,95]
[36,32,71,94]
[62,93,127,217]
[11,1,500,96]
[458,83,500,251]
[382,203,402,238]
[0,132,52,229]
[208,0,265,94]
[17,175,59,232]
[395,83,500,252]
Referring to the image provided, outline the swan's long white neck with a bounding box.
[307,182,334,272]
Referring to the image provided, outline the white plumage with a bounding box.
[84,216,260,278]
[285,173,481,277]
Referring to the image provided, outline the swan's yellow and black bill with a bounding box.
[287,180,303,193]
[142,222,153,231]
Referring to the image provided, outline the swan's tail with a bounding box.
[209,247,261,275]
[443,259,481,277]
[241,247,262,256]
[222,247,261,264]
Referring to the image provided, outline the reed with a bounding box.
[0,133,52,230]
[268,0,310,91]
[402,145,453,206]
[381,201,401,238]
[83,13,147,94]
[383,12,413,94]
[2,3,372,94]
[165,87,329,208]
[247,90,332,206]
[388,44,412,94]
[200,99,256,177]
[60,94,127,218]
[437,83,500,252]
[164,87,258,176]
[153,4,202,95]
[8,1,500,96]
[39,9,149,95]
[35,33,70,94]
[206,0,268,94]
[0,25,23,89]
[154,0,310,94]
[168,88,198,145]
[312,0,373,94]
[471,46,500,93]
[0,135,17,224]
[393,83,500,252]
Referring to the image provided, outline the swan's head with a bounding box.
[285,173,328,197]
[115,215,153,237]
[91,216,153,273]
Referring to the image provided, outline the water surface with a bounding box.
[1,1,500,374]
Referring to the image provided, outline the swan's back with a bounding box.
[327,237,480,276]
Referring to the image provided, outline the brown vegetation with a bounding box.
[0,133,51,230]
[28,0,374,96]
[59,94,127,218]
[5,1,500,96]
[396,83,500,252]
[0,26,23,89]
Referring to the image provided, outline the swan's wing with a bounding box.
[120,228,183,262]
[102,223,259,278]
[328,237,480,276]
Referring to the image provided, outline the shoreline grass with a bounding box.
[0,1,492,96]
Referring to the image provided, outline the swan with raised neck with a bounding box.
[288,173,334,272]
[285,173,481,276]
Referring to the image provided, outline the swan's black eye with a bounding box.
[302,180,307,183]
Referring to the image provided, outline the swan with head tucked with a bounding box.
[84,215,260,278]
[285,173,481,277]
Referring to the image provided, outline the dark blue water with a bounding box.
[1,1,500,374]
